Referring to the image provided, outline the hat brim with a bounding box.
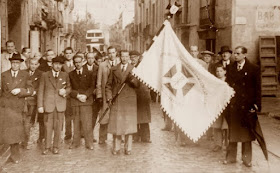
[9,58,24,62]
[218,50,232,54]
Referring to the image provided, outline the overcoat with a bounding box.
[135,82,151,124]
[226,58,261,142]
[105,63,139,135]
[0,70,34,144]
[96,59,119,124]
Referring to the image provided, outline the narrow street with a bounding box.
[1,102,280,173]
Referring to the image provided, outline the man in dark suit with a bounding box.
[62,47,75,142]
[224,46,261,167]
[69,55,95,149]
[0,53,34,163]
[23,58,43,149]
[83,52,103,142]
[37,56,71,155]
[217,46,234,71]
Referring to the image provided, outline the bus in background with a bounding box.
[86,29,105,53]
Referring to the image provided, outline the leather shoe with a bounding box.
[112,150,120,155]
[87,146,94,150]
[243,162,252,167]
[53,148,59,154]
[93,139,97,143]
[69,145,79,149]
[125,150,131,155]
[223,160,236,165]
[98,141,105,144]
[42,148,50,155]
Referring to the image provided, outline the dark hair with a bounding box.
[107,46,116,51]
[215,63,226,71]
[235,46,247,54]
[64,47,73,53]
[21,47,30,54]
[6,40,15,46]
[73,54,83,61]
[120,50,129,54]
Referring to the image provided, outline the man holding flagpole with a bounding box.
[105,50,139,155]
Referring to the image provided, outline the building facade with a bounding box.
[0,0,75,56]
[133,0,280,63]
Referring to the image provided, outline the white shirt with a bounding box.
[29,70,34,76]
[52,70,59,78]
[87,64,93,71]
[109,60,115,67]
[121,63,128,72]
[237,60,246,70]
[222,60,230,67]
[76,68,83,75]
[11,70,19,78]
[66,60,74,67]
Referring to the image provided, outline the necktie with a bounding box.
[122,65,125,72]
[30,71,33,76]
[237,64,242,71]
[78,70,82,76]
[13,71,16,78]
[55,72,58,79]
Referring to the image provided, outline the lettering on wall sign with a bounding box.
[256,6,280,31]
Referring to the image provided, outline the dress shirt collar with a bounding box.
[52,70,59,77]
[87,64,93,71]
[237,59,246,70]
[76,68,83,75]
[11,70,19,77]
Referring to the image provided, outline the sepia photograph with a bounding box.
[0,0,280,172]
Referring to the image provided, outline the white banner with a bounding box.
[132,21,235,142]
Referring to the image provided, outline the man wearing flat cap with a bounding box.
[201,50,216,74]
[0,53,34,163]
[37,55,71,155]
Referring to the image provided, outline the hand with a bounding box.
[11,88,21,95]
[38,107,44,113]
[59,88,66,97]
[79,94,87,103]
[107,99,112,106]
[31,91,36,96]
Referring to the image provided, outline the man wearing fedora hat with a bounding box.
[0,53,34,163]
[217,46,233,70]
[37,55,71,155]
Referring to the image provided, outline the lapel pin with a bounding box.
[59,78,62,81]
[35,78,38,80]
[62,81,66,85]
[245,72,247,75]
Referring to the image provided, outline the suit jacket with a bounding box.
[96,59,120,124]
[37,71,71,113]
[83,64,98,96]
[25,69,43,105]
[0,70,34,144]
[69,69,95,106]
[226,58,261,142]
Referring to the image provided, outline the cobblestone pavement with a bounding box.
[1,102,280,173]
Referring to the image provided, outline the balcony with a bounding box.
[199,5,215,29]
